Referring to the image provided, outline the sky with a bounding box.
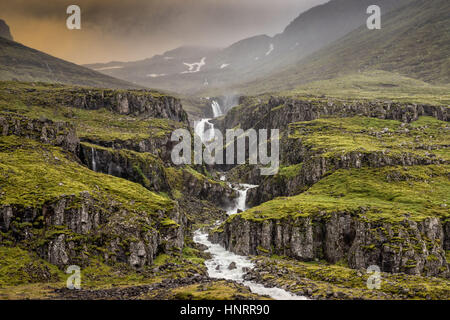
[0,0,328,65]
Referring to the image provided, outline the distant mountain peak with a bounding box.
[0,19,13,41]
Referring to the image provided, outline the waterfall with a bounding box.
[194,119,215,143]
[211,100,223,118]
[193,232,307,300]
[193,182,307,300]
[91,147,97,172]
[226,184,258,215]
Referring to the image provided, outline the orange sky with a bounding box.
[0,0,327,65]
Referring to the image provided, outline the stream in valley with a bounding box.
[192,100,307,300]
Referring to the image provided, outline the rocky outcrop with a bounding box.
[0,113,79,154]
[178,169,238,208]
[0,19,13,41]
[0,192,186,270]
[215,97,449,133]
[212,213,449,277]
[81,131,179,165]
[19,88,189,123]
[79,143,171,193]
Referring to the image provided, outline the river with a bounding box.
[192,100,307,300]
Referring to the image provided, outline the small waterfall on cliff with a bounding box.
[91,147,97,172]
[211,100,223,118]
[194,118,215,142]
[226,184,258,215]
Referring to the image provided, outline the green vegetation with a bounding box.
[0,247,63,287]
[0,81,183,144]
[288,116,449,160]
[170,281,268,300]
[253,255,449,300]
[284,71,450,105]
[238,0,450,95]
[236,164,449,223]
[0,135,172,213]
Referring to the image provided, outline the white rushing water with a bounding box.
[211,100,223,118]
[194,118,215,142]
[192,98,306,300]
[226,184,258,215]
[193,231,307,300]
[193,182,307,300]
[91,147,97,172]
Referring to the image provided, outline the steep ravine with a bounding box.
[194,183,306,300]
[193,101,306,299]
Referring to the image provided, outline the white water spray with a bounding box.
[91,147,97,172]
[211,100,223,118]
[226,184,258,215]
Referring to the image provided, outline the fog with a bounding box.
[0,0,328,64]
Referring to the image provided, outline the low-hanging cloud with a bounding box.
[0,0,328,64]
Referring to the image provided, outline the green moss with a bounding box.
[253,255,450,300]
[237,165,450,223]
[0,247,63,287]
[288,116,449,160]
[0,136,174,215]
[278,164,303,178]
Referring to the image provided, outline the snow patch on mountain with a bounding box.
[220,64,230,69]
[182,57,206,74]
[94,66,124,71]
[147,73,167,78]
[265,44,274,56]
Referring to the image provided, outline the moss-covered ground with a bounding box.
[249,255,449,300]
[234,164,449,223]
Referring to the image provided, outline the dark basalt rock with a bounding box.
[211,213,449,277]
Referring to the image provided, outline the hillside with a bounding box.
[0,36,138,89]
[238,0,450,95]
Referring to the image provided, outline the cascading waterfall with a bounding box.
[226,184,258,215]
[192,97,306,300]
[194,100,223,143]
[91,147,97,172]
[211,100,223,118]
[193,183,307,300]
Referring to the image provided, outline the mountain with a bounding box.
[237,0,450,95]
[0,19,13,41]
[86,0,412,94]
[0,30,138,89]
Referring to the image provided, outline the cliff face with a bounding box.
[0,113,79,154]
[0,192,186,269]
[212,213,448,277]
[216,97,449,133]
[0,19,13,41]
[0,85,196,272]
[17,87,189,123]
[79,143,171,193]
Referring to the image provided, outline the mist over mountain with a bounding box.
[238,0,450,94]
[86,0,414,94]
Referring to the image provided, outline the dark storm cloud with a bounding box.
[0,0,328,64]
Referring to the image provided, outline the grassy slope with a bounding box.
[237,0,450,95]
[238,164,449,223]
[0,38,139,89]
[0,81,184,143]
[234,115,450,224]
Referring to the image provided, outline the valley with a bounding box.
[0,0,449,301]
